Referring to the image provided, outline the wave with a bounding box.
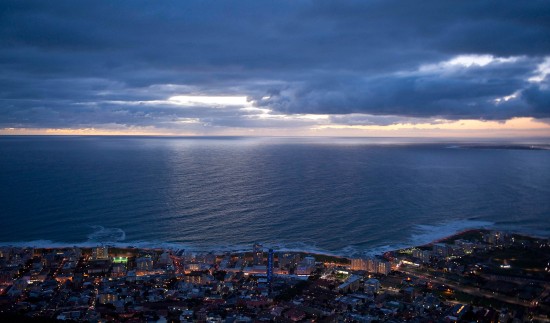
[86,225,126,242]
[0,239,340,256]
[335,219,496,258]
[408,219,494,246]
[3,220,547,258]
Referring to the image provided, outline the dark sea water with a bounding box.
[1,136,549,256]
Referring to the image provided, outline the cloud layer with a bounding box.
[1,0,549,134]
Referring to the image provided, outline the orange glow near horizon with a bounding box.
[310,117,550,137]
[1,117,549,137]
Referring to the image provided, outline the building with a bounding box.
[337,275,362,293]
[365,278,380,293]
[278,252,300,268]
[185,263,201,272]
[92,246,109,260]
[483,231,512,245]
[351,258,368,271]
[136,257,154,272]
[158,251,171,266]
[253,243,263,266]
[455,240,475,254]
[432,243,449,258]
[351,257,390,275]
[296,265,313,276]
[377,260,391,275]
[404,287,416,303]
[412,249,432,263]
[111,263,126,277]
[303,256,315,266]
[366,258,377,272]
[98,293,118,305]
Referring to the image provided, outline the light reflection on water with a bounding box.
[0,136,549,255]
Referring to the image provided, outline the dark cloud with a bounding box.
[0,0,549,129]
[256,58,548,120]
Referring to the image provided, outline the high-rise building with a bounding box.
[351,258,367,271]
[92,246,109,260]
[253,243,263,265]
[412,249,432,263]
[367,258,376,272]
[351,257,390,275]
[136,256,154,272]
[278,252,300,268]
[377,260,391,275]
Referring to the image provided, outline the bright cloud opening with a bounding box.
[528,57,550,83]
[494,91,521,104]
[419,55,521,73]
[168,95,250,106]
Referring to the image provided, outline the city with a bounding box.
[2,1,550,322]
[1,230,549,322]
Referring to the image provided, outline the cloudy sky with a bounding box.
[1,0,550,137]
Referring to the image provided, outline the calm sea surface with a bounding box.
[1,136,549,256]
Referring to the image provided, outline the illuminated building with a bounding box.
[136,256,154,272]
[412,249,432,263]
[352,257,390,275]
[183,272,206,284]
[185,263,201,272]
[351,258,368,271]
[483,231,512,245]
[99,293,118,305]
[278,252,299,268]
[377,260,391,275]
[455,240,475,254]
[367,258,376,272]
[111,263,126,277]
[92,246,109,260]
[112,256,128,264]
[253,243,263,265]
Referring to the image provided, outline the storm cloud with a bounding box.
[1,0,549,131]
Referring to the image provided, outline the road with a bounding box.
[398,267,536,308]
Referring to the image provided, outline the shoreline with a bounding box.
[1,228,544,261]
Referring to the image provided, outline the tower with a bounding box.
[267,248,274,289]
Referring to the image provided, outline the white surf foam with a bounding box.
[87,225,126,242]
[2,219,533,259]
[408,219,494,247]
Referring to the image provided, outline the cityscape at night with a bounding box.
[1,230,549,321]
[1,1,550,322]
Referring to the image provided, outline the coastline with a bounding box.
[1,228,544,261]
[2,227,549,321]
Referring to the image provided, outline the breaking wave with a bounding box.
[86,225,126,243]
[0,220,498,258]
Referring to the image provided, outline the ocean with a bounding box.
[1,136,549,256]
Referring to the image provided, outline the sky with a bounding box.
[1,0,550,137]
